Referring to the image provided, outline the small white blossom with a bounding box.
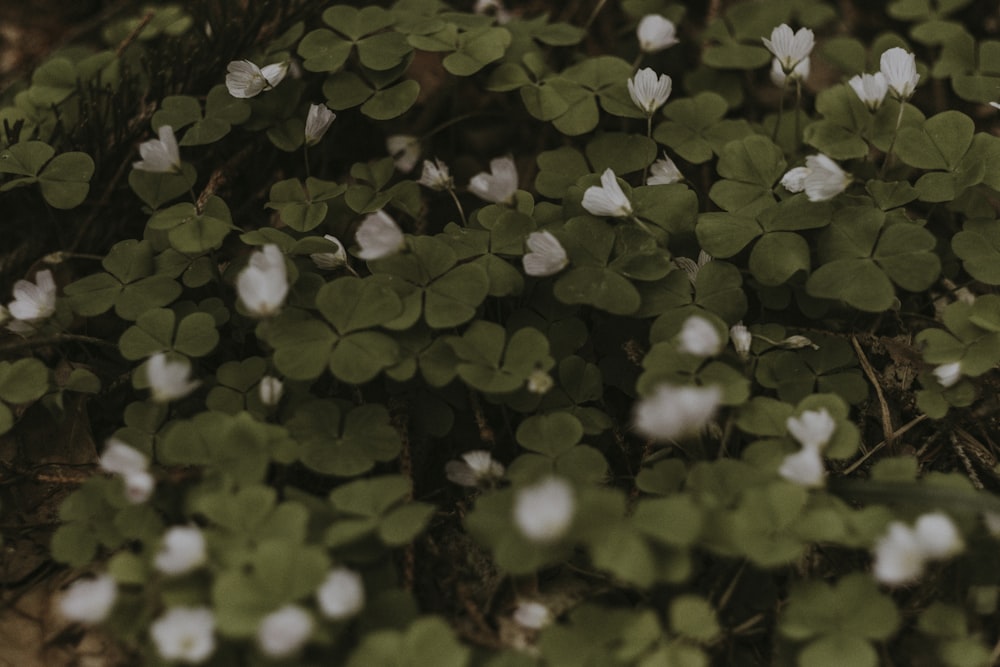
[880,47,920,100]
[779,445,826,488]
[849,72,889,111]
[474,0,512,23]
[59,574,117,624]
[730,322,752,359]
[769,56,810,86]
[225,60,288,98]
[933,361,962,388]
[123,470,155,504]
[133,125,182,173]
[582,168,633,218]
[146,352,200,403]
[99,439,147,476]
[786,408,837,450]
[355,210,405,260]
[636,14,678,53]
[237,244,289,318]
[418,158,453,191]
[873,521,926,585]
[258,375,284,406]
[677,315,723,357]
[627,67,672,115]
[304,103,336,146]
[316,568,365,620]
[155,526,208,576]
[633,384,722,441]
[913,512,963,559]
[446,450,505,487]
[523,231,569,277]
[257,605,314,658]
[762,24,814,73]
[310,235,348,271]
[647,155,683,185]
[785,154,851,202]
[151,607,216,664]
[513,476,575,542]
[7,269,57,331]
[527,369,554,394]
[991,102,1000,111]
[468,156,519,204]
[387,135,421,173]
[513,601,553,629]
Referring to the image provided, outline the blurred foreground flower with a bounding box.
[151,607,216,663]
[446,450,505,487]
[469,156,518,204]
[633,384,722,441]
[133,126,181,173]
[59,574,117,624]
[677,315,722,357]
[513,601,553,629]
[636,14,678,53]
[781,154,851,201]
[237,244,289,317]
[355,210,405,260]
[257,605,314,658]
[513,476,574,542]
[387,135,420,173]
[147,352,200,404]
[873,512,963,586]
[317,568,365,620]
[522,231,568,277]
[155,526,207,576]
[779,408,836,487]
[6,269,56,335]
[100,439,155,503]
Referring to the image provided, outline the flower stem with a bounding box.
[794,79,802,150]
[772,78,789,142]
[879,100,906,178]
[303,145,312,179]
[631,52,644,71]
[642,114,653,184]
[447,187,467,225]
[583,0,609,30]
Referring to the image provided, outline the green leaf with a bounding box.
[361,79,420,120]
[0,359,49,404]
[38,152,94,209]
[748,232,810,286]
[670,596,720,643]
[585,133,656,175]
[895,111,975,171]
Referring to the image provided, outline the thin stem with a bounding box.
[631,52,644,71]
[641,114,653,184]
[771,77,789,142]
[878,100,906,178]
[303,145,311,179]
[0,333,118,353]
[583,0,609,30]
[794,78,802,150]
[446,187,467,225]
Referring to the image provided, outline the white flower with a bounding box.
[991,102,1000,111]
[146,352,200,403]
[933,361,962,388]
[310,234,348,271]
[151,607,216,664]
[913,512,963,559]
[418,158,453,191]
[873,521,926,585]
[468,156,519,204]
[880,47,920,100]
[387,134,421,173]
[258,375,284,406]
[849,72,889,111]
[582,168,633,218]
[676,315,723,357]
[762,24,814,73]
[316,568,365,620]
[237,244,289,317]
[779,445,826,487]
[523,231,569,276]
[785,157,853,200]
[7,269,56,329]
[786,408,837,450]
[636,14,678,53]
[730,322,752,360]
[474,0,512,23]
[133,125,182,173]
[59,574,117,624]
[647,155,683,185]
[304,103,336,146]
[769,56,810,86]
[257,605,314,658]
[513,476,575,542]
[355,210,405,260]
[627,67,672,115]
[124,471,155,504]
[633,384,723,441]
[513,601,553,629]
[446,450,505,487]
[99,439,148,476]
[155,526,207,576]
[225,59,288,98]
[527,369,554,394]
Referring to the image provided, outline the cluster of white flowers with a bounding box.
[99,439,155,503]
[355,210,405,260]
[146,352,200,403]
[636,14,678,54]
[133,125,182,174]
[781,153,852,201]
[513,476,575,542]
[522,231,568,277]
[446,450,506,487]
[846,47,919,110]
[872,512,963,586]
[59,574,117,624]
[469,156,519,204]
[676,315,723,357]
[633,384,722,442]
[237,244,289,318]
[628,67,672,116]
[5,269,57,335]
[582,168,633,218]
[778,408,837,487]
[225,60,288,98]
[154,526,207,576]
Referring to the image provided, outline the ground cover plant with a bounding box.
[2,0,1000,664]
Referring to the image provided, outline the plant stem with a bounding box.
[583,0,608,30]
[879,100,906,178]
[771,78,789,142]
[447,188,467,225]
[303,145,311,179]
[641,114,653,184]
[794,78,802,150]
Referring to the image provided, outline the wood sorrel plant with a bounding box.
[2,0,1000,664]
